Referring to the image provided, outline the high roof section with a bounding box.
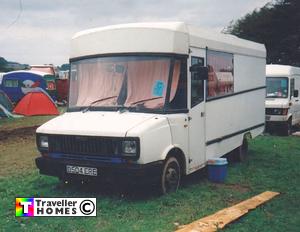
[70,22,266,59]
[266,64,300,76]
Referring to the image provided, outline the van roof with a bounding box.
[266,64,300,76]
[71,22,266,59]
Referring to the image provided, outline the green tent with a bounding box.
[0,90,13,117]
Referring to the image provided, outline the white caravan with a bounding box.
[35,22,266,194]
[265,64,300,135]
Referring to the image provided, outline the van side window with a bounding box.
[191,56,204,107]
[290,79,295,98]
[4,79,19,87]
[168,59,187,109]
[207,50,234,98]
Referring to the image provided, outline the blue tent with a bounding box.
[0,70,49,103]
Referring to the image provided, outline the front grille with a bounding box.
[265,108,273,115]
[48,135,121,156]
[265,108,283,115]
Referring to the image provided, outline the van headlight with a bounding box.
[39,135,49,149]
[122,140,137,155]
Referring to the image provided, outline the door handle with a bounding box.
[296,99,299,102]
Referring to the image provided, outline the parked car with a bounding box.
[35,22,266,194]
[265,64,300,135]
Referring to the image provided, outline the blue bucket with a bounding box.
[207,158,228,183]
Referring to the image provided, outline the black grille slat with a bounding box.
[48,135,119,156]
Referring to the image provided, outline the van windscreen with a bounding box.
[69,55,182,112]
[266,77,288,98]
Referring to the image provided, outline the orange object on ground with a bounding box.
[176,191,280,232]
[13,92,59,116]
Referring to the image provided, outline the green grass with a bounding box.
[0,107,65,131]
[0,131,299,231]
[0,116,55,131]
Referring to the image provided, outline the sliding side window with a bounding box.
[207,50,234,99]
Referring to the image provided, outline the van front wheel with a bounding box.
[160,157,181,194]
[282,120,292,136]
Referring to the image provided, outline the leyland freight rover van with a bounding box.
[266,65,300,135]
[35,22,266,194]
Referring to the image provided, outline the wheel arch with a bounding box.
[162,146,187,176]
[244,131,252,141]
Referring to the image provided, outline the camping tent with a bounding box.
[0,70,57,103]
[13,92,59,116]
[0,90,13,117]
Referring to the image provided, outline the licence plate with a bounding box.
[265,115,271,121]
[66,165,97,176]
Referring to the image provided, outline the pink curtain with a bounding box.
[70,59,180,109]
[125,59,180,109]
[75,62,125,106]
[207,65,217,97]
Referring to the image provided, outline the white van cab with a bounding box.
[266,64,300,135]
[35,22,266,194]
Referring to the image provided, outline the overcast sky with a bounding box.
[0,0,271,65]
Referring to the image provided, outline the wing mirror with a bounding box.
[294,89,299,98]
[190,64,208,81]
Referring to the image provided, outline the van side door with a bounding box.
[187,48,206,173]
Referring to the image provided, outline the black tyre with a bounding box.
[160,157,181,194]
[232,138,248,162]
[282,120,292,136]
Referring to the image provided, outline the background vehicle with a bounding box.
[35,22,266,194]
[30,64,58,77]
[265,64,300,135]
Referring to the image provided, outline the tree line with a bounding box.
[226,0,300,66]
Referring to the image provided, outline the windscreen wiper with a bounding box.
[130,96,163,106]
[82,96,117,113]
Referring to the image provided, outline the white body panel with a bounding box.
[165,114,189,166]
[206,89,265,158]
[71,22,265,59]
[37,111,156,137]
[265,65,300,126]
[38,22,266,176]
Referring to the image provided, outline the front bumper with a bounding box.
[265,114,289,122]
[265,121,287,132]
[35,156,163,183]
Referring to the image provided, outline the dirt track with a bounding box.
[0,126,38,141]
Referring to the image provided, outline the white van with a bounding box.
[265,64,300,135]
[35,22,266,194]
